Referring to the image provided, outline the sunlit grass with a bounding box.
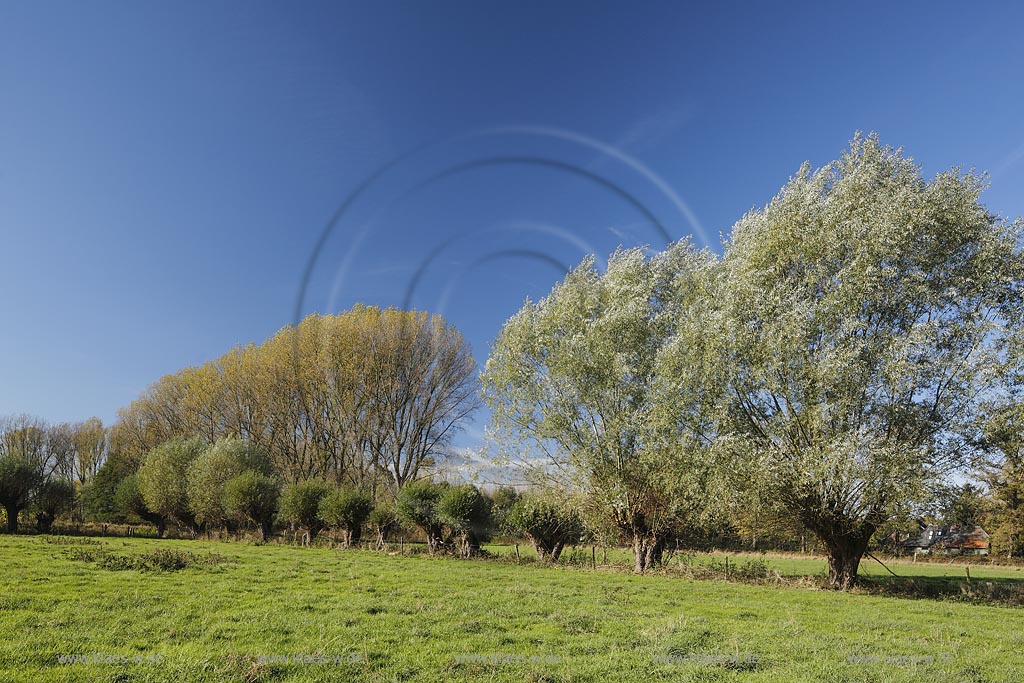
[2,534,1023,682]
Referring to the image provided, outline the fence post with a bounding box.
[514,544,520,563]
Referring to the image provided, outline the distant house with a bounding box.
[902,523,990,556]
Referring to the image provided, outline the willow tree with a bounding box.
[482,243,725,573]
[720,134,1024,588]
[137,437,205,534]
[187,437,272,532]
[0,416,52,532]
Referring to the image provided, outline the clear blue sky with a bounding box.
[2,2,1023,450]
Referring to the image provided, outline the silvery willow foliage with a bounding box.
[719,134,1024,587]
[482,241,726,573]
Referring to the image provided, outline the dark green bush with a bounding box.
[279,480,332,542]
[396,481,448,554]
[318,488,373,547]
[507,495,582,562]
[437,485,491,557]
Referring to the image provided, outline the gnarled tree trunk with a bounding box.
[528,536,566,563]
[632,534,664,574]
[425,526,445,555]
[4,504,20,533]
[817,523,874,589]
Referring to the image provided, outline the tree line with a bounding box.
[0,306,480,534]
[0,413,581,563]
[3,135,1024,590]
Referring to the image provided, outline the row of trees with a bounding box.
[0,415,109,533]
[1,423,577,563]
[114,306,479,492]
[482,134,1024,588]
[0,407,585,565]
[1,307,479,536]
[117,434,582,563]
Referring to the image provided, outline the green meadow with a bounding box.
[2,534,1023,682]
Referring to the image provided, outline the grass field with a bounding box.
[2,535,1023,682]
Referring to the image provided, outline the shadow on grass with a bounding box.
[855,573,1024,606]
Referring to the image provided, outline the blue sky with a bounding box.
[2,2,1023,451]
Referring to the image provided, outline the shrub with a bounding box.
[396,481,448,554]
[224,470,279,540]
[113,474,165,535]
[187,438,272,532]
[0,454,43,533]
[367,502,399,550]
[137,437,206,534]
[82,456,134,523]
[490,486,520,535]
[31,478,76,533]
[279,480,332,542]
[66,546,232,572]
[507,495,582,562]
[437,484,491,557]
[318,488,373,548]
[40,535,102,546]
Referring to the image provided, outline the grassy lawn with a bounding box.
[2,535,1023,682]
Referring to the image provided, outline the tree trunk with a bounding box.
[533,543,548,562]
[466,530,480,557]
[632,534,664,573]
[260,520,273,542]
[37,513,55,534]
[4,504,19,533]
[649,538,664,567]
[426,528,444,555]
[823,532,872,589]
[550,541,565,562]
